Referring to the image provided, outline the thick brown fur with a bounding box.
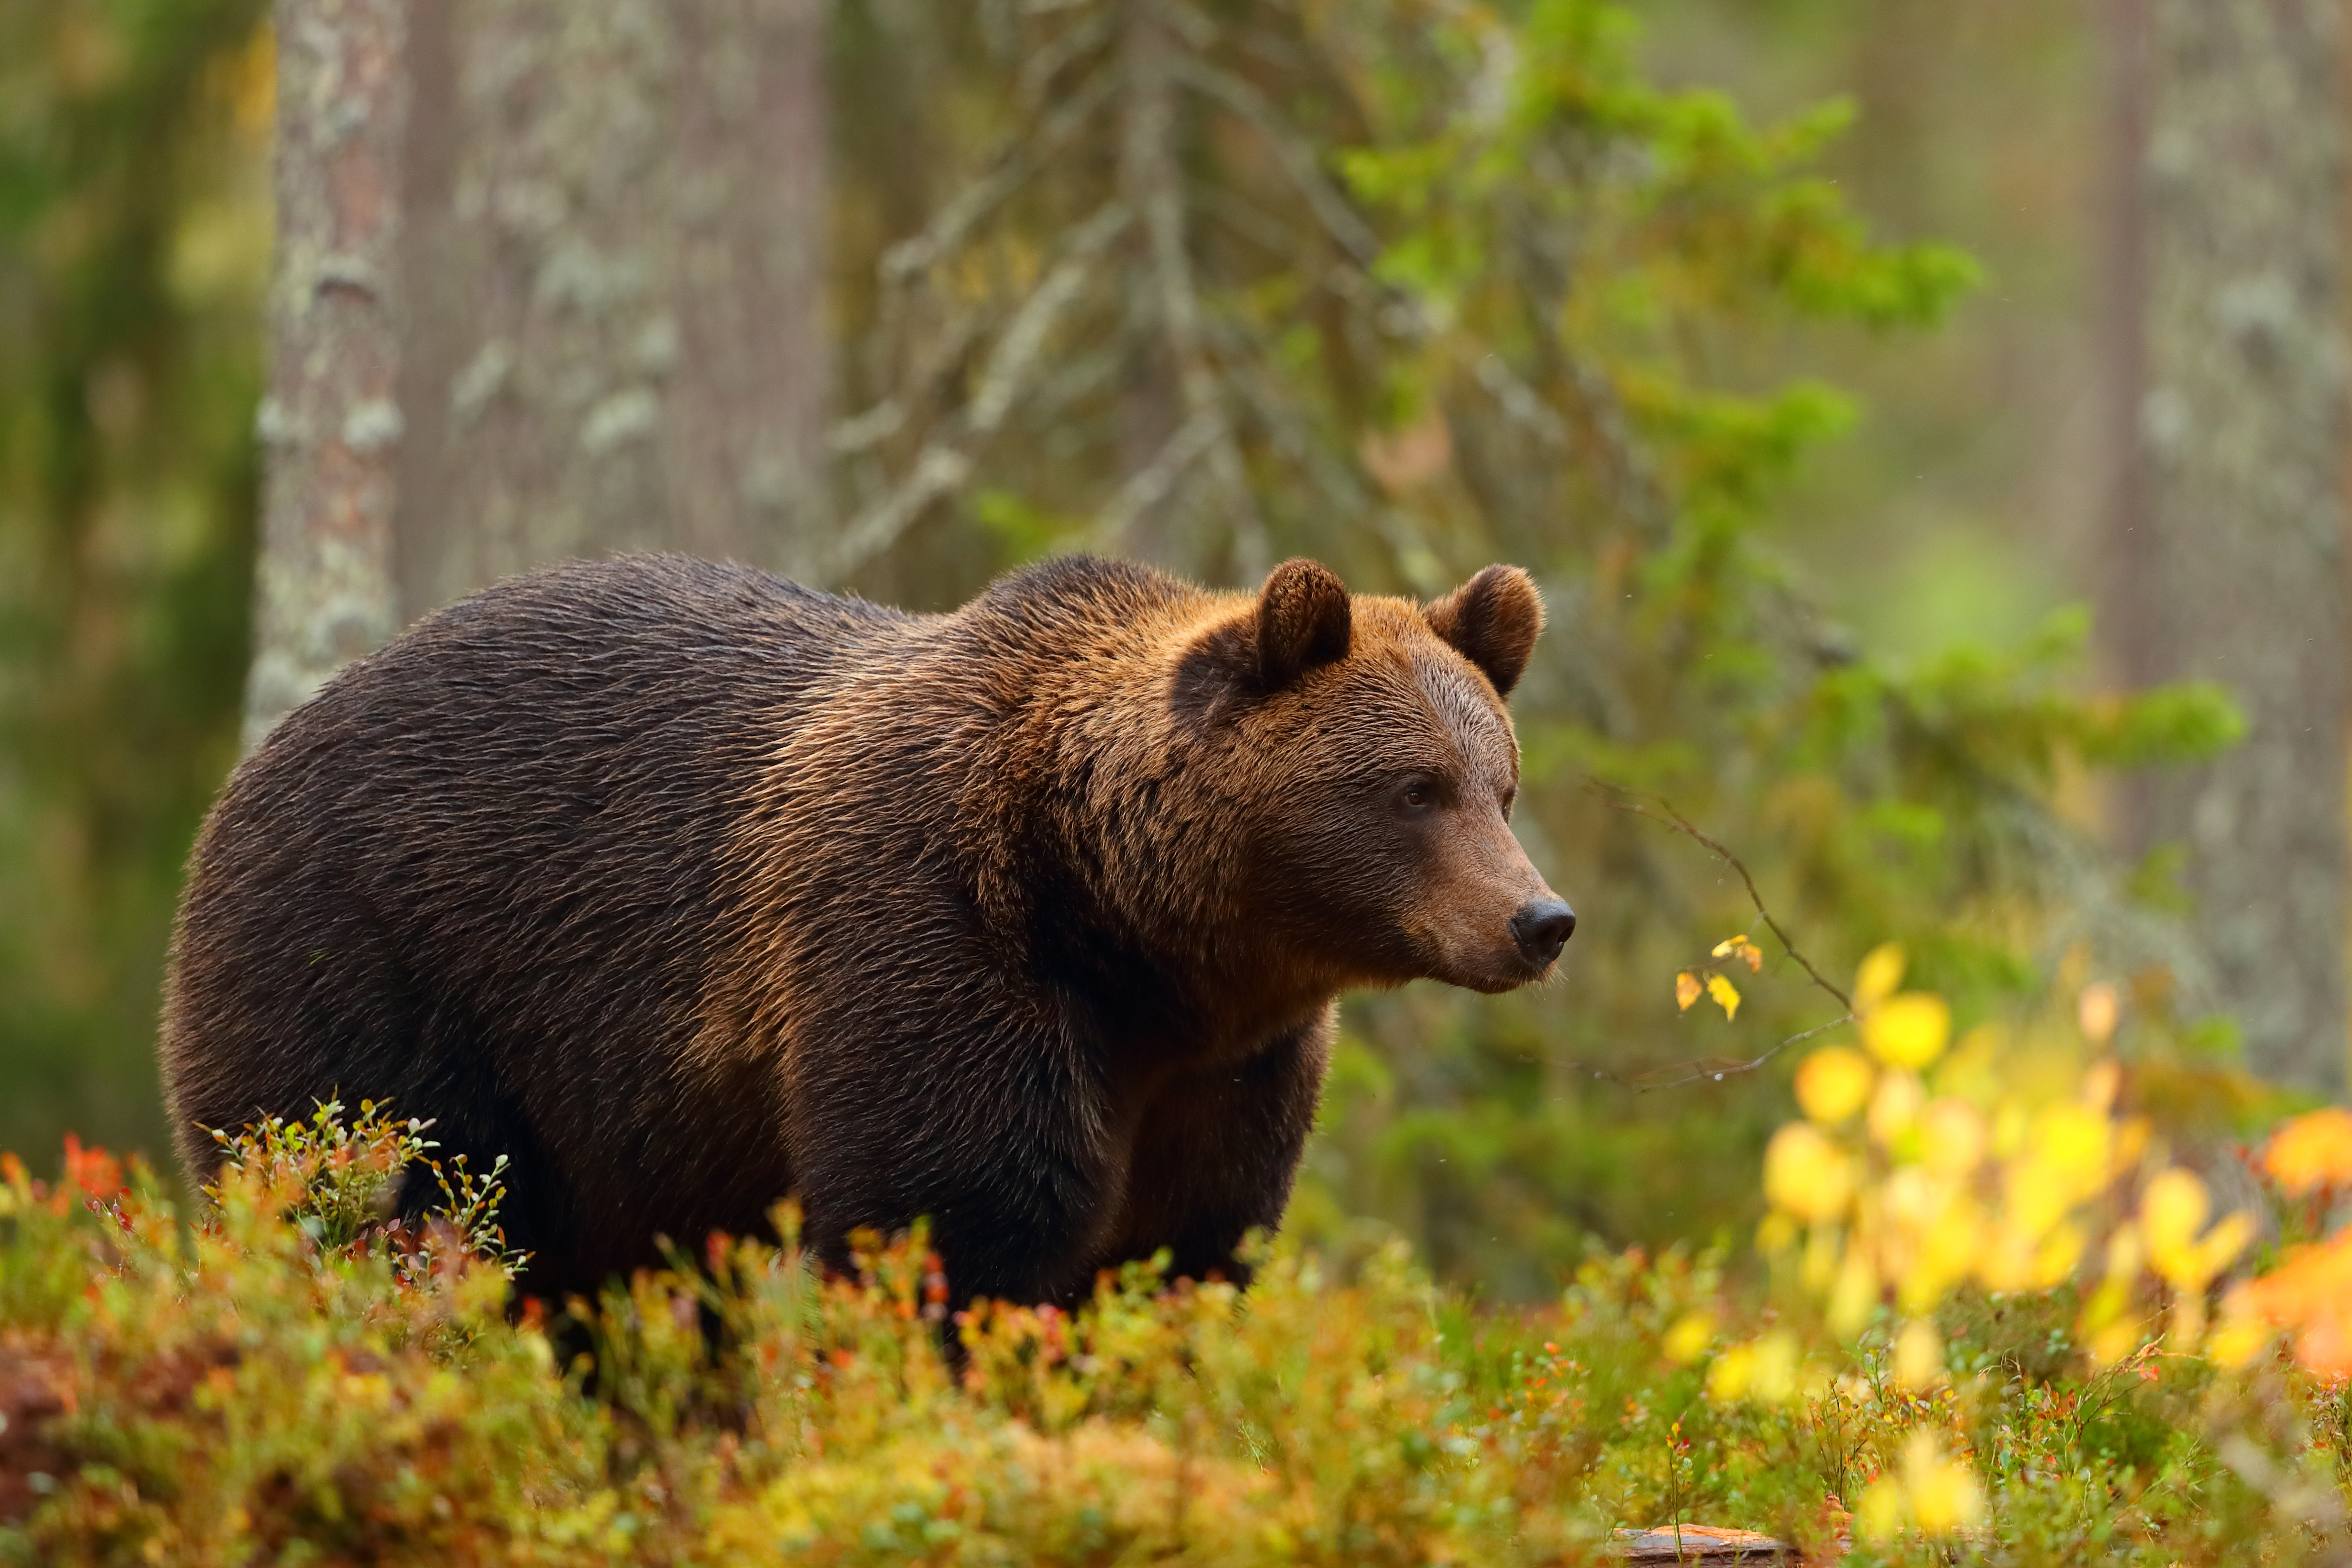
[161,554,1567,1306]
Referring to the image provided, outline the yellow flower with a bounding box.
[1795,1046,1874,1125]
[1863,993,1951,1070]
[2263,1107,2352,1197]
[1764,1124,1854,1223]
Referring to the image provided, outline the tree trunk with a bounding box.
[392,0,832,618]
[2105,0,2351,1090]
[243,0,411,751]
[247,0,831,745]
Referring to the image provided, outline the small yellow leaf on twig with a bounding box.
[1706,973,1741,1020]
[1712,933,1765,973]
[1676,971,1702,1011]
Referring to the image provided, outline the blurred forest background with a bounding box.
[0,0,2335,1294]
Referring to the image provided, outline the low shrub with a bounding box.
[7,960,2352,1566]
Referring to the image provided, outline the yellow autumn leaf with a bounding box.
[1661,1311,1713,1365]
[1675,970,1702,1011]
[1919,1098,1987,1178]
[2025,1101,2113,1204]
[1826,1248,1878,1336]
[1711,934,1764,972]
[1764,1123,1853,1222]
[2143,1167,2253,1294]
[2206,1284,2273,1369]
[1893,1320,1946,1391]
[2084,1318,2143,1368]
[1862,992,1950,1069]
[1901,1198,1985,1312]
[2076,981,2120,1045]
[1706,972,1741,1020]
[1855,1479,1905,1542]
[2236,1231,2352,1378]
[1860,1433,1985,1539]
[2263,1106,2352,1196]
[1855,942,1906,1008]
[1901,1432,1987,1533]
[1867,1070,1923,1147]
[1794,1045,1873,1125]
[1714,1329,1799,1403]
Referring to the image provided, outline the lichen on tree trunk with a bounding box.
[2107,0,2351,1089]
[244,0,412,751]
[246,0,831,751]
[391,0,833,616]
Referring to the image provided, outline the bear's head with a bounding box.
[1173,558,1573,997]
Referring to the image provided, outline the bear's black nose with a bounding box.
[1510,898,1577,967]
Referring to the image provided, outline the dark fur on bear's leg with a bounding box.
[161,553,1568,1308]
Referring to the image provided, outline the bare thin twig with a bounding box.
[823,204,1135,581]
[1590,780,1854,1012]
[881,66,1118,285]
[1169,55,1383,265]
[1531,783,1861,1095]
[1122,5,1267,574]
[1088,405,1226,549]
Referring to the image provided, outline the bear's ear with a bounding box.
[1424,564,1544,697]
[1255,558,1352,688]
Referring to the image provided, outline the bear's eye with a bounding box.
[1500,785,1517,817]
[1393,776,1441,816]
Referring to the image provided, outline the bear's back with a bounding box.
[162,556,914,1277]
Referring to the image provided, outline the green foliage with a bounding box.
[0,0,268,1160]
[4,1117,2348,1566]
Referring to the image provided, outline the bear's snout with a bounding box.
[1509,897,1577,969]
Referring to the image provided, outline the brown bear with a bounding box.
[160,553,1572,1306]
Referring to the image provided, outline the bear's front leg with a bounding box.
[789,1009,1129,1310]
[1102,1010,1335,1287]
